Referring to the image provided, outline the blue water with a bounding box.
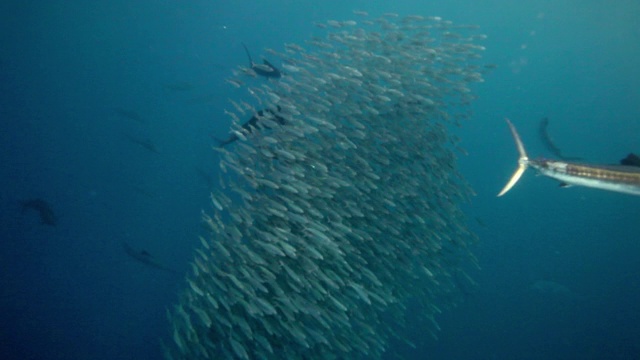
[1,1,639,359]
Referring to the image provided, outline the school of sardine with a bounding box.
[165,13,487,359]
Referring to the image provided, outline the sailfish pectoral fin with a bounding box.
[498,163,527,196]
[497,118,530,197]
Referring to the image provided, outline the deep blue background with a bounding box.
[1,1,639,359]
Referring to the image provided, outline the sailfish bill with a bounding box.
[498,118,640,196]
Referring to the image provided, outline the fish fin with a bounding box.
[505,118,528,160]
[498,163,527,197]
[620,153,640,167]
[241,42,253,66]
[558,182,571,188]
[498,119,530,196]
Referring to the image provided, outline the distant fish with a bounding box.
[530,280,573,296]
[474,216,487,228]
[163,81,194,92]
[241,42,282,78]
[20,198,57,226]
[539,117,582,161]
[114,108,145,123]
[453,270,478,300]
[213,106,286,147]
[121,132,160,154]
[620,153,640,167]
[122,242,178,274]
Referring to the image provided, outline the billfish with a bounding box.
[498,119,640,196]
[241,42,282,78]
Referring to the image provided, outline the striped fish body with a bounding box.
[531,160,640,196]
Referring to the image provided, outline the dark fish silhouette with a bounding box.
[242,42,282,78]
[121,133,160,154]
[620,153,640,167]
[163,81,194,92]
[539,118,582,161]
[122,242,178,274]
[20,199,57,226]
[114,108,145,123]
[213,106,286,147]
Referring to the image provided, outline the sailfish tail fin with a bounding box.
[498,118,530,197]
[241,42,254,66]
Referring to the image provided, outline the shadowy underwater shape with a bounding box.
[241,42,282,78]
[20,198,57,226]
[122,242,178,275]
[113,108,145,123]
[620,153,640,167]
[213,105,286,147]
[121,132,160,154]
[539,117,582,161]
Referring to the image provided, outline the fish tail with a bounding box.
[498,118,530,196]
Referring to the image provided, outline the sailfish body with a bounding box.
[498,119,640,196]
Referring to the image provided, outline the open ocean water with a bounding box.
[1,1,639,359]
